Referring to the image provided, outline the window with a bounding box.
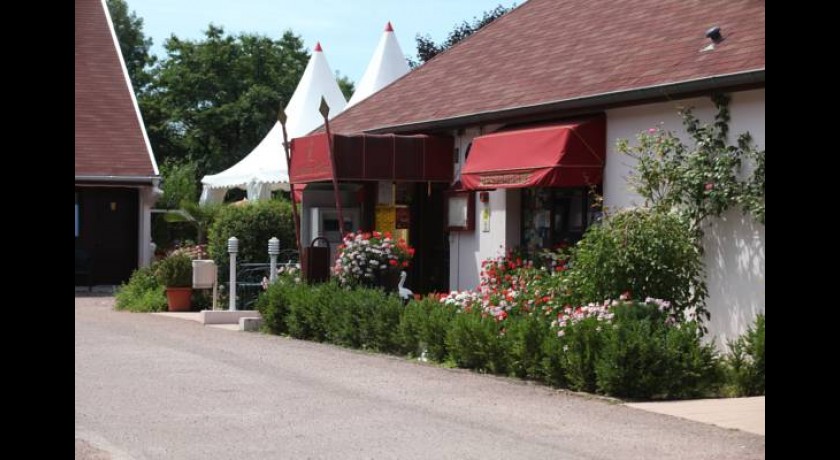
[521,187,598,250]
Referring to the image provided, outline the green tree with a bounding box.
[139,26,311,181]
[336,73,355,101]
[412,4,514,66]
[106,0,156,93]
[159,158,199,209]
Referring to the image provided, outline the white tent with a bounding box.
[200,42,348,204]
[346,22,411,108]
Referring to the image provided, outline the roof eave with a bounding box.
[365,69,765,134]
[75,175,159,185]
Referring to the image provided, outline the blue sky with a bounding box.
[127,0,518,83]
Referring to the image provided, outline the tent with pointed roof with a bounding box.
[347,22,411,108]
[200,43,347,204]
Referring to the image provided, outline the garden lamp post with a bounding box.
[228,236,239,311]
[268,237,280,283]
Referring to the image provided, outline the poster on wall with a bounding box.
[446,191,474,231]
[375,205,396,234]
[481,202,490,232]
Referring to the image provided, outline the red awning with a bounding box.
[290,133,453,184]
[460,116,606,190]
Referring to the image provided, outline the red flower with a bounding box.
[705,182,714,191]
[389,259,398,266]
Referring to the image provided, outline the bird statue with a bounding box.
[398,270,413,302]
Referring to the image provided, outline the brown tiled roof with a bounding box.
[327,0,765,134]
[75,0,157,179]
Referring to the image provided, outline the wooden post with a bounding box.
[319,97,346,236]
[278,106,304,259]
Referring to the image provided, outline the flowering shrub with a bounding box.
[168,243,208,260]
[261,263,302,290]
[618,94,765,229]
[568,208,707,322]
[333,231,415,286]
[551,301,615,337]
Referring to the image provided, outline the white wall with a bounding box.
[604,89,765,345]
[449,126,516,291]
[138,184,159,267]
[448,188,514,291]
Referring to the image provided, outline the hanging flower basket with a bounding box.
[333,231,415,288]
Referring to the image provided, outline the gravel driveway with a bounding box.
[75,295,765,459]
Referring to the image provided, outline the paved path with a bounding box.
[75,296,765,460]
[626,397,764,436]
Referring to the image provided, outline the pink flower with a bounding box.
[705,182,714,191]
[647,128,657,134]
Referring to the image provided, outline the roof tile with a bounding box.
[75,0,157,177]
[327,0,765,133]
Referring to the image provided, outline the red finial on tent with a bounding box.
[314,42,323,52]
[385,21,393,32]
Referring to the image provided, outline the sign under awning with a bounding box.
[461,116,606,190]
[290,133,453,184]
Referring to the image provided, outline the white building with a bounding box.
[292,0,765,343]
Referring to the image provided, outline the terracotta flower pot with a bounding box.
[166,287,192,311]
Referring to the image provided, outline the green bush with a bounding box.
[540,330,567,388]
[255,279,295,334]
[659,323,723,399]
[263,281,404,354]
[595,319,722,399]
[115,264,168,312]
[446,310,508,374]
[569,209,707,318]
[726,313,765,396]
[286,282,331,342]
[559,317,604,393]
[253,272,736,403]
[331,287,403,353]
[156,253,193,287]
[505,315,551,379]
[399,297,458,361]
[208,199,295,271]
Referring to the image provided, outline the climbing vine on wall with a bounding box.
[617,93,765,242]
